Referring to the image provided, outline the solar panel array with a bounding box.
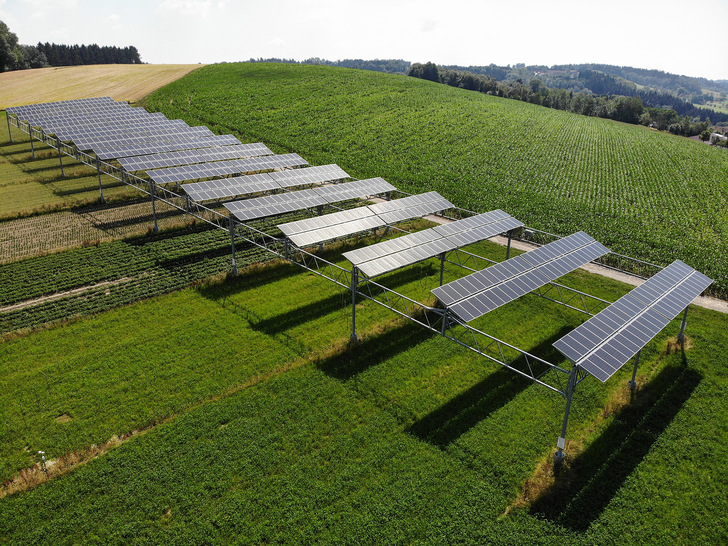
[224,177,395,221]
[183,165,351,202]
[146,154,309,185]
[278,191,454,247]
[7,97,245,163]
[432,231,609,322]
[95,135,242,160]
[553,260,712,382]
[117,143,273,172]
[343,210,524,278]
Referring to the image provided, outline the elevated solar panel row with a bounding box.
[71,126,215,150]
[552,260,712,382]
[95,134,243,160]
[183,165,353,202]
[343,210,523,278]
[117,143,273,172]
[50,119,190,141]
[223,177,394,221]
[276,191,454,247]
[146,153,308,185]
[432,231,609,322]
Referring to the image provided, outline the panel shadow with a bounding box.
[317,322,434,381]
[529,361,701,532]
[407,327,571,448]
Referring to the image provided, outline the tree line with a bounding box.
[247,57,410,75]
[408,62,723,136]
[0,20,141,73]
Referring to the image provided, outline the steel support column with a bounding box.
[506,229,513,259]
[96,156,105,204]
[6,114,12,143]
[29,129,36,159]
[229,218,238,276]
[350,267,359,343]
[56,136,65,177]
[677,307,689,344]
[439,252,446,286]
[628,349,641,391]
[150,180,159,233]
[555,365,578,466]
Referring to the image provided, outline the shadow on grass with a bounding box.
[49,180,127,197]
[529,360,701,532]
[250,264,437,336]
[317,321,435,381]
[408,327,572,448]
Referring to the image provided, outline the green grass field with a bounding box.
[145,63,728,297]
[1,62,727,543]
[1,248,726,543]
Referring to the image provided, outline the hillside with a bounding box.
[145,63,728,296]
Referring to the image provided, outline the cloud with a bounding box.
[103,13,122,31]
[157,0,228,19]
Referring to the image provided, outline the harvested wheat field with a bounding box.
[0,64,204,107]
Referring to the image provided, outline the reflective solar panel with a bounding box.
[553,260,713,382]
[432,231,609,321]
[146,154,308,185]
[343,211,523,278]
[224,179,397,222]
[277,191,455,247]
[95,135,242,160]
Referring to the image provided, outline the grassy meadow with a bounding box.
[0,62,727,543]
[146,63,728,297]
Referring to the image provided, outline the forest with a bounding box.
[0,20,141,72]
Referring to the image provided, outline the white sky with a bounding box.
[2,0,727,81]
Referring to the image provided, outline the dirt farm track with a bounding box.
[0,64,204,107]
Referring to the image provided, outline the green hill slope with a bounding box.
[146,63,728,296]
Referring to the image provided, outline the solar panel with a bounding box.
[222,178,395,221]
[270,164,350,188]
[224,188,329,221]
[277,191,454,247]
[146,153,308,185]
[343,210,523,278]
[184,173,281,202]
[197,143,274,162]
[95,135,243,160]
[432,231,609,322]
[118,150,206,171]
[553,260,712,382]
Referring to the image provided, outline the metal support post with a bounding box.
[677,307,689,344]
[506,230,513,259]
[439,252,446,286]
[441,309,449,336]
[350,267,359,343]
[229,218,238,276]
[555,366,578,466]
[96,156,105,204]
[29,130,36,159]
[628,349,641,391]
[316,204,323,216]
[56,136,65,177]
[6,114,12,143]
[149,180,159,233]
[385,191,391,201]
[284,238,291,261]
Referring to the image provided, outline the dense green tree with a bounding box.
[0,20,21,72]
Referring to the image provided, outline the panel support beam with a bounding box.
[628,349,641,391]
[555,365,578,467]
[56,136,65,177]
[678,306,689,344]
[150,180,159,233]
[96,156,105,204]
[350,267,359,343]
[229,217,239,276]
